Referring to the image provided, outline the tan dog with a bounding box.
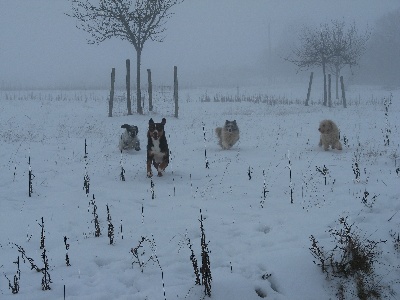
[318,119,342,151]
[215,120,240,150]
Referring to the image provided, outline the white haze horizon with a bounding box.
[0,0,399,90]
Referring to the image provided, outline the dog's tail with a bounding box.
[215,127,222,138]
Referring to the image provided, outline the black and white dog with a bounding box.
[119,124,141,151]
[146,118,169,177]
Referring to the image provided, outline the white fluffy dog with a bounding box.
[318,119,342,151]
[215,120,240,150]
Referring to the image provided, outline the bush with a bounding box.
[310,216,388,299]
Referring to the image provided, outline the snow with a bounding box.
[0,85,399,300]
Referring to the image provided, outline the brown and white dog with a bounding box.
[318,119,342,151]
[147,118,169,177]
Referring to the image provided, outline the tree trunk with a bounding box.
[328,74,332,107]
[322,59,327,106]
[305,72,313,106]
[109,68,115,117]
[136,50,143,114]
[147,69,153,111]
[340,76,347,108]
[335,65,339,100]
[126,59,132,115]
[174,66,178,118]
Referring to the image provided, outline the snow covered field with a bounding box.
[0,85,399,300]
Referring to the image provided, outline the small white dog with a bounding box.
[318,119,342,151]
[119,124,141,151]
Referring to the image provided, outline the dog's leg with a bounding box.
[134,140,141,151]
[221,141,230,150]
[157,160,169,177]
[147,159,153,177]
[215,127,223,147]
[335,141,343,150]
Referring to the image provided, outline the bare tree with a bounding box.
[67,0,184,114]
[286,20,369,104]
[328,21,370,99]
[286,24,332,105]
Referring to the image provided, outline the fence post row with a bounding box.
[108,64,179,116]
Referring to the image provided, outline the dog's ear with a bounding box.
[161,118,166,125]
[149,118,154,125]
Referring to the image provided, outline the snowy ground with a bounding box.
[0,84,399,300]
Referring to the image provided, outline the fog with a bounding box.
[0,0,399,89]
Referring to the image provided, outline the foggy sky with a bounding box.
[0,0,398,89]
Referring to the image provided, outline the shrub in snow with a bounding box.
[199,211,212,297]
[39,217,45,250]
[260,169,269,208]
[382,95,392,147]
[28,156,35,197]
[179,210,212,298]
[130,236,166,299]
[41,248,52,291]
[39,217,52,290]
[360,189,378,209]
[310,216,389,299]
[13,244,41,272]
[119,150,125,181]
[106,204,114,245]
[287,150,294,204]
[389,230,400,253]
[4,256,20,294]
[88,194,101,237]
[83,139,90,196]
[64,236,71,267]
[316,164,329,185]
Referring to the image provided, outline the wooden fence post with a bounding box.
[328,74,332,107]
[126,59,132,115]
[174,66,178,118]
[340,76,347,108]
[147,69,153,112]
[109,68,115,117]
[323,74,327,106]
[305,72,313,106]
